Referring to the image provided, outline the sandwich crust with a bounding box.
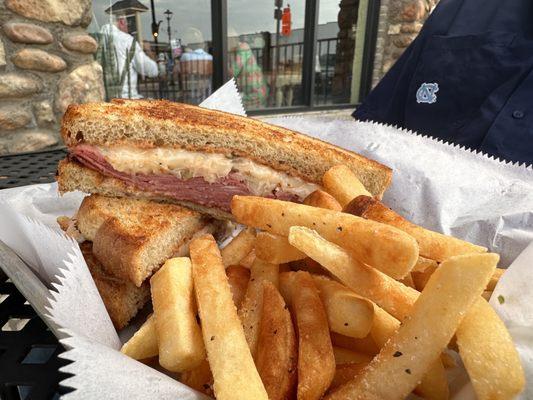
[77,192,203,241]
[61,99,392,198]
[81,242,150,330]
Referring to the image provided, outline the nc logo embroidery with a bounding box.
[416,83,439,104]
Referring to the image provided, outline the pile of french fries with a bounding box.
[121,165,525,400]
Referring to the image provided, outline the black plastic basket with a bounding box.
[0,149,72,399]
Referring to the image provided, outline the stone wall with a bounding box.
[0,0,105,154]
[371,0,438,87]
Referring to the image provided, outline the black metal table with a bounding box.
[0,149,73,399]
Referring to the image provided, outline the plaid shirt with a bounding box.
[230,42,268,109]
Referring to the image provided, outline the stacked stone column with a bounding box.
[332,0,358,99]
[371,0,438,87]
[0,0,105,154]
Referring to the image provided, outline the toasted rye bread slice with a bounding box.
[77,191,212,240]
[80,242,150,330]
[60,99,392,198]
[60,159,234,220]
[77,194,222,286]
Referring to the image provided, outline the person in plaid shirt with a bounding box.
[230,40,268,109]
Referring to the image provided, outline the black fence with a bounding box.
[134,37,346,110]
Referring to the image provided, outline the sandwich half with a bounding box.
[76,194,226,287]
[58,99,392,220]
[61,194,226,329]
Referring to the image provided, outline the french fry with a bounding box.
[238,258,279,357]
[284,271,336,400]
[303,189,343,211]
[56,215,70,231]
[487,268,504,291]
[400,273,416,289]
[220,227,256,267]
[295,228,449,398]
[440,352,456,369]
[231,196,419,279]
[288,226,419,320]
[325,253,498,400]
[255,232,306,264]
[329,363,367,392]
[256,281,297,400]
[413,361,449,400]
[278,271,294,306]
[413,256,438,272]
[411,261,438,291]
[290,257,329,276]
[322,165,372,207]
[279,262,292,273]
[180,358,214,397]
[121,263,253,363]
[414,265,504,292]
[370,302,449,400]
[226,265,250,309]
[239,249,256,268]
[312,275,374,338]
[139,356,162,369]
[120,314,158,360]
[482,290,492,301]
[150,257,205,372]
[370,306,400,348]
[456,298,525,400]
[330,333,380,356]
[333,347,373,365]
[190,234,268,400]
[344,195,486,262]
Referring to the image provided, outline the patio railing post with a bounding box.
[211,0,228,91]
[359,0,381,101]
[301,0,319,107]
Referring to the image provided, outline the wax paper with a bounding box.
[0,79,531,399]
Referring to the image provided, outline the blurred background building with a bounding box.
[87,0,438,113]
[0,0,437,154]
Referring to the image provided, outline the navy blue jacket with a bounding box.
[354,0,533,165]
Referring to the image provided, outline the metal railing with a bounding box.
[137,65,211,104]
[131,37,346,109]
[315,37,352,105]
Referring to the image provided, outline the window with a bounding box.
[227,1,306,110]
[88,0,378,111]
[315,0,364,105]
[89,0,213,104]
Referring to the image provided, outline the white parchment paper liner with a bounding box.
[0,79,531,399]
